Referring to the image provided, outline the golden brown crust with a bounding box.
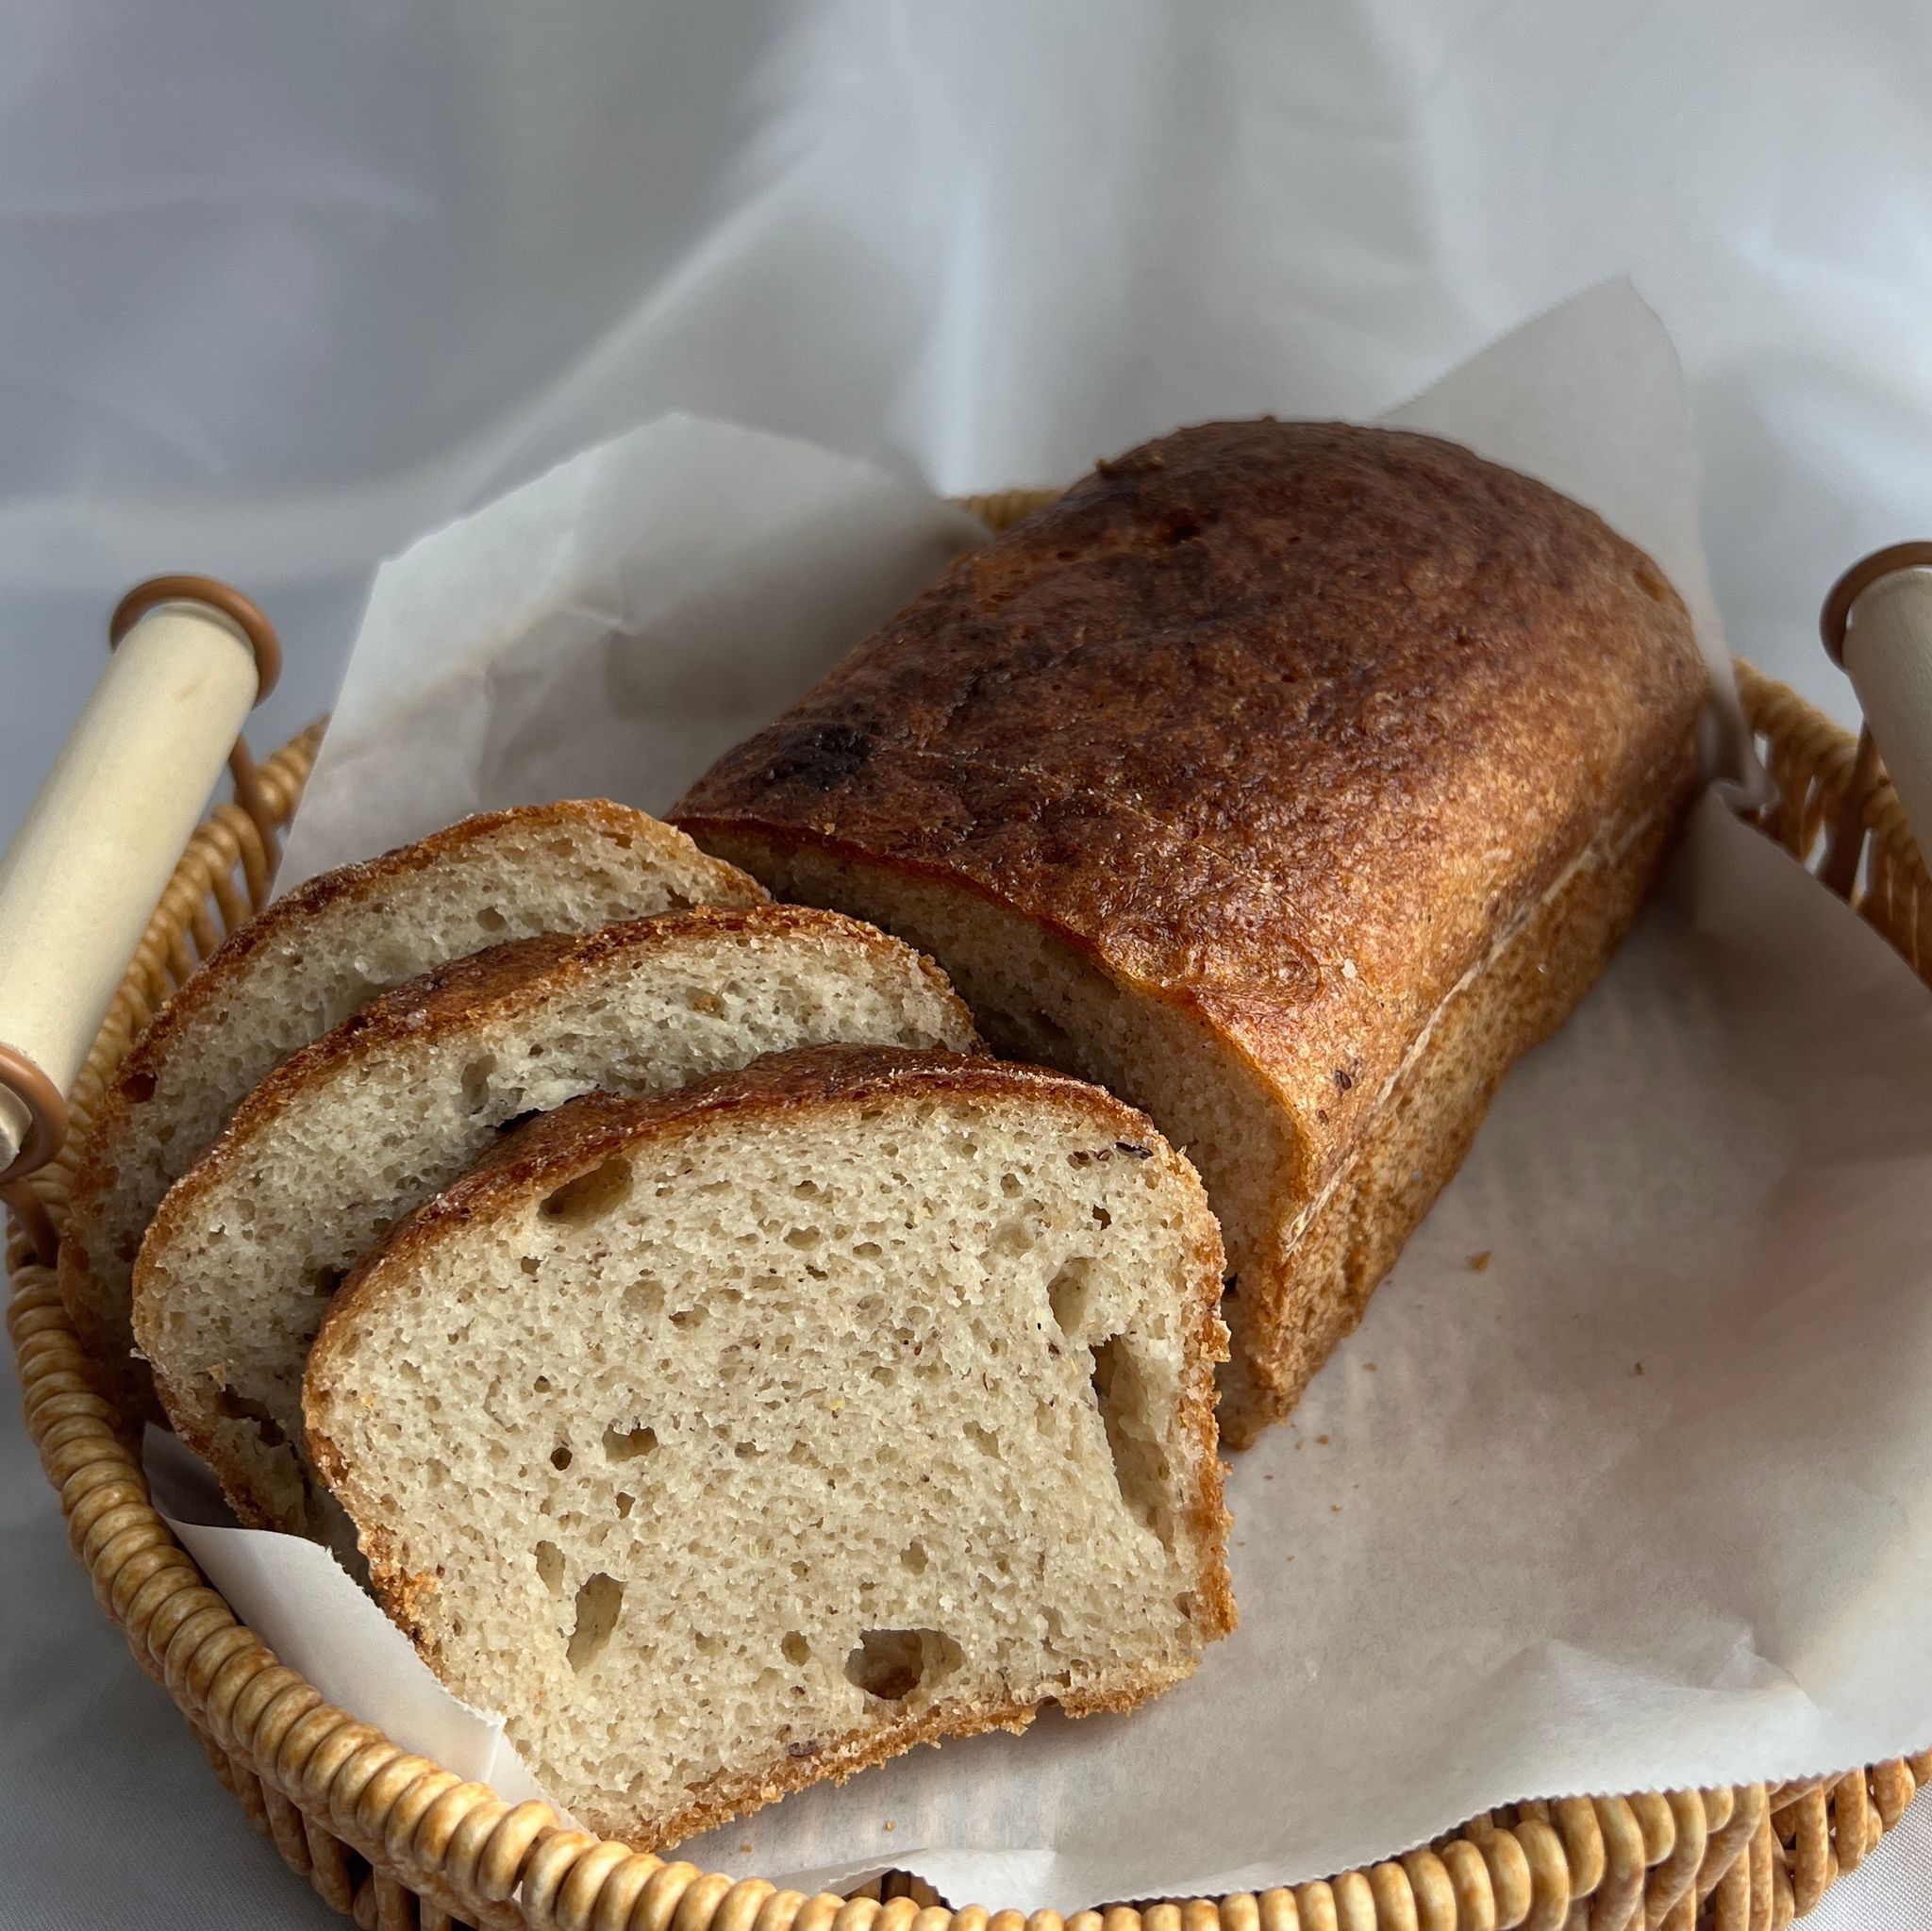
[1217,737,1700,1441]
[62,799,767,1413]
[675,421,1707,1206]
[675,420,1709,1428]
[306,1044,1234,1835]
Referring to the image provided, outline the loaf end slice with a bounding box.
[134,906,978,1542]
[62,800,764,1419]
[306,1045,1232,1848]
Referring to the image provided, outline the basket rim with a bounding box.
[8,624,1932,1930]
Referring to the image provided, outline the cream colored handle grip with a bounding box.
[1831,552,1932,869]
[1840,566,1932,865]
[0,590,275,1182]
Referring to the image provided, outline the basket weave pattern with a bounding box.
[7,635,1930,1927]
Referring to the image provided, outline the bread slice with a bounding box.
[673,421,1710,1443]
[63,800,765,1419]
[133,907,978,1543]
[305,1045,1233,1847]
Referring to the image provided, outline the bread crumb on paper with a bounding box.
[1469,1250,1492,1272]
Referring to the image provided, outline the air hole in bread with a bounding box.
[565,1573,623,1672]
[124,1071,158,1104]
[964,1422,1000,1457]
[475,906,508,933]
[603,1423,657,1461]
[899,1540,928,1575]
[532,1541,565,1594]
[1046,1257,1095,1338]
[305,1265,346,1297]
[550,1444,573,1471]
[614,1492,635,1519]
[216,1384,285,1448]
[843,1627,963,1702]
[989,1220,1033,1258]
[460,1056,496,1111]
[1091,1336,1174,1552]
[781,1630,811,1667]
[541,1157,633,1225]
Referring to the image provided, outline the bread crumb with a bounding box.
[1363,1361,1377,1373]
[884,1820,896,1833]
[1633,1361,1643,1376]
[1314,1434,1330,1445]
[740,1842,753,1855]
[1469,1251,1491,1272]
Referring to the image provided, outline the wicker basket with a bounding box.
[8,501,1932,1929]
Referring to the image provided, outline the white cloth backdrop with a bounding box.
[3,4,1932,1924]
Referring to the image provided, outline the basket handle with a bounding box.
[1822,544,1932,878]
[0,576,281,1196]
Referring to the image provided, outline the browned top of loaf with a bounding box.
[675,420,1709,1198]
[308,1043,1235,1641]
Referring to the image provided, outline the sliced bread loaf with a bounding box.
[63,800,765,1417]
[134,907,978,1542]
[305,1045,1233,1848]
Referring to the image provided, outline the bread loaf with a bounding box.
[675,421,1709,1441]
[134,906,976,1542]
[305,1045,1233,1847]
[64,800,764,1417]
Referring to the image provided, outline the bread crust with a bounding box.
[673,420,1709,1432]
[1219,741,1699,1440]
[61,800,766,1418]
[307,1046,1234,1846]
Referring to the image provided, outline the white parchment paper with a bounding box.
[175,285,1932,1910]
